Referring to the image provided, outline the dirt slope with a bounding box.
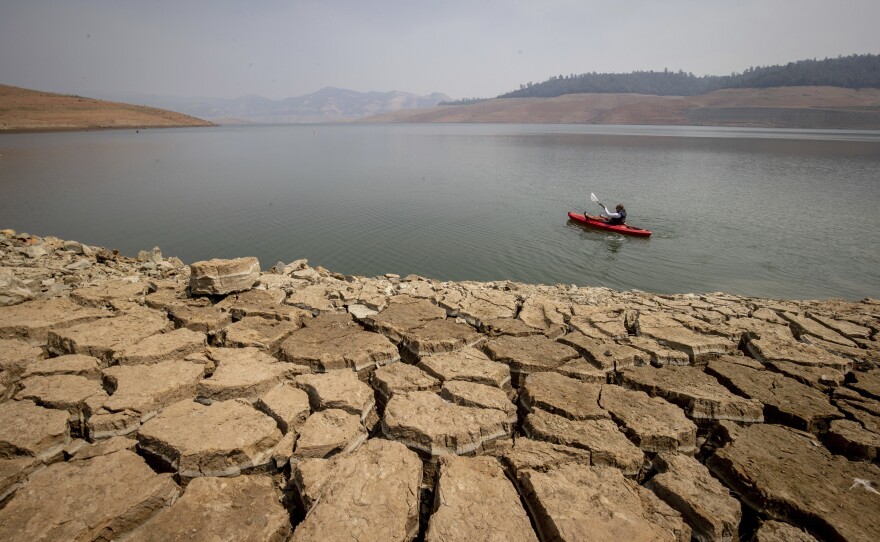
[0,84,213,133]
[361,87,880,129]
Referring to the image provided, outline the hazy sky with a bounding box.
[2,0,879,100]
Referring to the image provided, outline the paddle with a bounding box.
[589,192,606,216]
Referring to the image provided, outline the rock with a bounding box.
[705,358,841,433]
[293,409,366,458]
[516,464,691,541]
[638,314,738,363]
[67,436,137,461]
[499,438,592,475]
[0,456,41,504]
[438,288,519,327]
[747,335,852,371]
[0,338,42,376]
[372,362,441,403]
[599,385,697,453]
[20,354,102,380]
[382,391,513,455]
[290,439,422,542]
[0,399,70,460]
[15,374,107,432]
[480,317,547,337]
[624,335,691,366]
[558,333,650,371]
[440,380,517,419]
[279,312,400,374]
[753,520,820,542]
[522,408,643,476]
[708,423,880,542]
[255,382,311,434]
[0,269,34,306]
[516,296,569,338]
[113,327,207,365]
[520,372,608,420]
[807,312,872,342]
[0,450,179,542]
[849,369,880,401]
[399,318,486,359]
[285,284,337,312]
[198,347,293,403]
[70,279,149,309]
[295,371,377,429]
[646,453,741,542]
[47,308,171,363]
[824,418,880,461]
[167,304,233,333]
[364,295,446,344]
[484,335,580,386]
[218,316,301,354]
[88,360,204,438]
[554,358,610,383]
[122,474,290,542]
[765,359,848,390]
[780,312,858,347]
[137,399,281,478]
[417,346,512,390]
[19,244,47,259]
[215,288,302,321]
[617,366,765,423]
[189,257,260,295]
[426,455,538,542]
[0,297,111,343]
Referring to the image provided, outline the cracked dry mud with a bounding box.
[1,229,879,541]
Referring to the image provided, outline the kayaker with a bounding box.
[600,204,627,225]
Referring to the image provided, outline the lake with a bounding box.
[1,124,879,300]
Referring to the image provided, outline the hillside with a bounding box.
[501,54,880,98]
[0,85,213,133]
[360,87,880,129]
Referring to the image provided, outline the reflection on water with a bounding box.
[1,124,879,300]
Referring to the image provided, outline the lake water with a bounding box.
[2,124,879,300]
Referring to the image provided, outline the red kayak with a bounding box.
[568,212,652,237]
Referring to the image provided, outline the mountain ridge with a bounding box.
[88,87,450,124]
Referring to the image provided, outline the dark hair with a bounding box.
[615,204,625,211]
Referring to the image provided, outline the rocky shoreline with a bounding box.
[1,229,878,541]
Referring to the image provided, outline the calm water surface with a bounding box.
[1,124,879,300]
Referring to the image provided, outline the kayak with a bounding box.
[567,212,652,237]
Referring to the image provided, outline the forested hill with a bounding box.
[500,54,880,98]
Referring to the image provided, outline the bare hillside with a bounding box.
[0,85,213,132]
[361,87,880,129]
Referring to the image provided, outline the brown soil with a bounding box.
[361,86,880,129]
[0,84,213,133]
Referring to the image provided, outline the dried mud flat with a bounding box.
[1,229,879,541]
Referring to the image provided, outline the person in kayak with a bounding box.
[599,204,627,225]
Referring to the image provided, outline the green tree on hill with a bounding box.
[499,54,880,98]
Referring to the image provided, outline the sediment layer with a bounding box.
[1,228,878,541]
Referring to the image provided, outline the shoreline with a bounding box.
[0,123,216,135]
[1,228,879,540]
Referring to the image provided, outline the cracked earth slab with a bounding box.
[707,423,880,542]
[137,398,281,478]
[0,450,179,542]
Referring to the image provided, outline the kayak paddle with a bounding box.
[590,192,605,210]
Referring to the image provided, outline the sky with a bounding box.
[1,0,879,101]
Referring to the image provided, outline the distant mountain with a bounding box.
[90,87,450,124]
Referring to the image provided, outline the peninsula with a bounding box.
[0,84,213,133]
[1,228,878,541]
